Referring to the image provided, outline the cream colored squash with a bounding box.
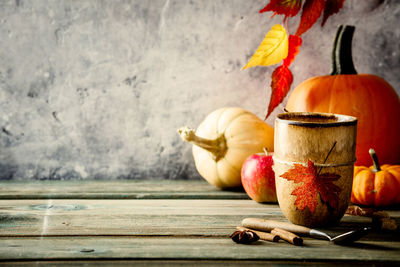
[178,107,274,189]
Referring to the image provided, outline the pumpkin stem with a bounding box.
[369,148,381,173]
[177,126,227,162]
[330,25,358,75]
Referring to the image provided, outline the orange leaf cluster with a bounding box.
[258,0,346,118]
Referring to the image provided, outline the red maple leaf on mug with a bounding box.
[280,159,341,213]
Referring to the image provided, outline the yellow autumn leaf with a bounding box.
[242,24,288,69]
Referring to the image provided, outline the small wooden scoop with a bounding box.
[242,218,371,245]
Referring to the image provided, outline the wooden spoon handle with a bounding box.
[242,218,311,235]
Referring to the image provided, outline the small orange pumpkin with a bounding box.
[351,149,400,207]
[286,25,400,166]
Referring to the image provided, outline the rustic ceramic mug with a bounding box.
[273,112,357,227]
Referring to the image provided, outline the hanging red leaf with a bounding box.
[280,159,341,213]
[321,0,346,26]
[259,0,303,20]
[283,35,302,67]
[266,65,293,118]
[295,0,325,36]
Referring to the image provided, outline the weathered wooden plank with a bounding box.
[0,199,282,236]
[0,260,391,266]
[0,261,386,267]
[1,199,398,240]
[0,180,249,200]
[0,236,399,262]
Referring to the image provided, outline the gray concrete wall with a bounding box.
[0,0,399,180]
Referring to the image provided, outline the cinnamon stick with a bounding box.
[346,205,398,231]
[373,217,398,231]
[271,228,303,246]
[241,218,311,235]
[236,226,280,242]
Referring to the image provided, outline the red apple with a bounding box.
[241,152,277,203]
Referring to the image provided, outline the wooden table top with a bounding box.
[0,180,399,266]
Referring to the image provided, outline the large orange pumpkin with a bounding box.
[286,25,400,166]
[352,149,400,206]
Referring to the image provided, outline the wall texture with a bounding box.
[0,0,399,180]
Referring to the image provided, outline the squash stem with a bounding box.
[177,126,227,161]
[369,148,381,173]
[330,25,357,75]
